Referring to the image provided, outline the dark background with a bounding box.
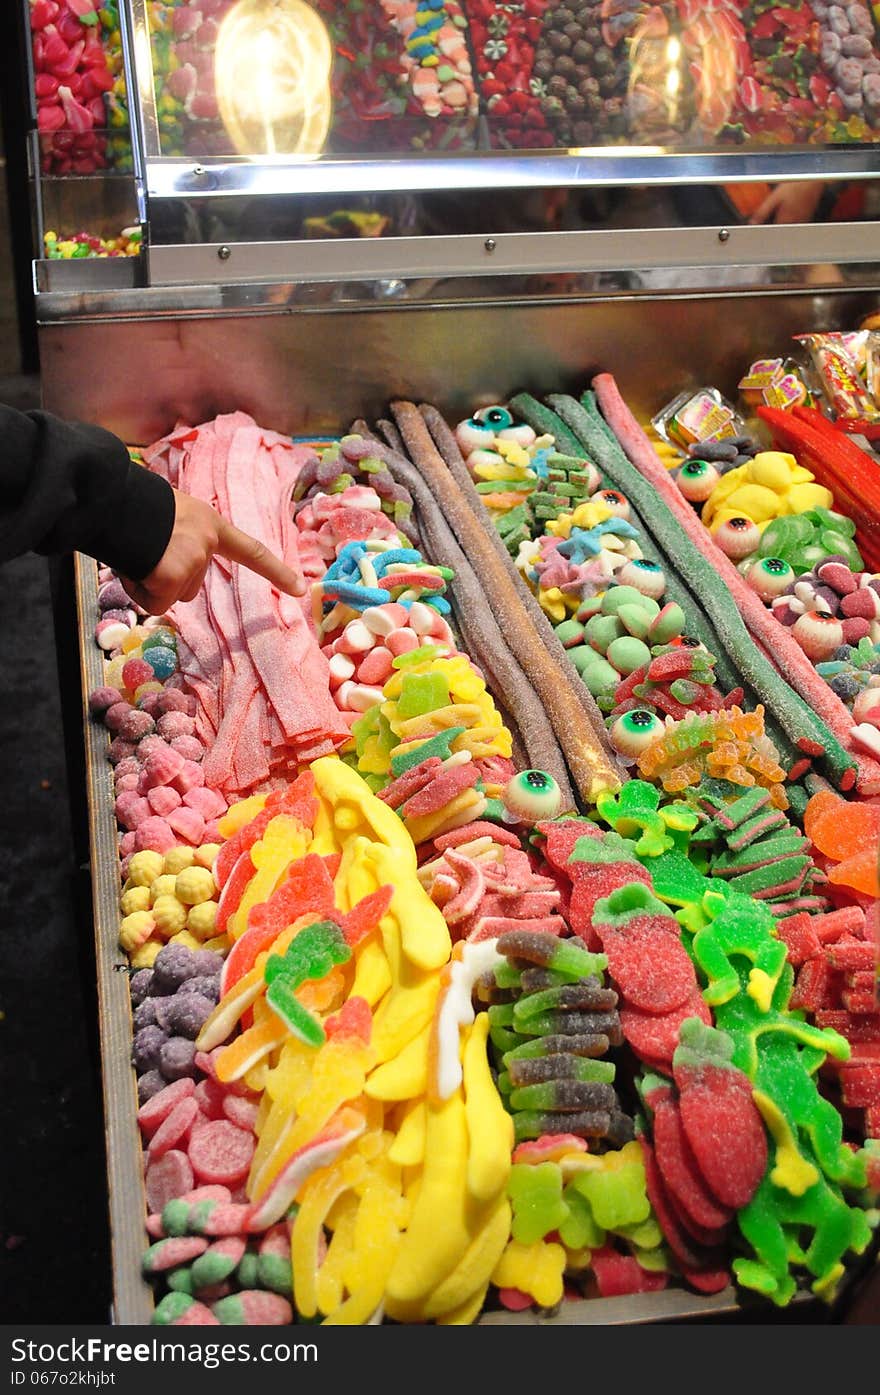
[0,9,111,1323]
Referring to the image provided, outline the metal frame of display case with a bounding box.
[24,0,880,1329]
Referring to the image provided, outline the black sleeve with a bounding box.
[0,405,176,581]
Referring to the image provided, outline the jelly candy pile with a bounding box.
[84,394,878,1328]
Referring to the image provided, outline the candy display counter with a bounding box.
[26,0,880,1328]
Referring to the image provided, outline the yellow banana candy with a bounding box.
[385,1089,475,1311]
[462,1014,513,1204]
[421,1195,511,1320]
[365,1023,431,1101]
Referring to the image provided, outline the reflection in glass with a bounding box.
[214,0,333,156]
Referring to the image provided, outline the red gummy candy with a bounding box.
[188,1120,255,1186]
[137,1078,196,1137]
[147,1097,201,1161]
[620,988,712,1071]
[325,996,372,1044]
[590,1246,669,1298]
[536,819,601,870]
[598,918,695,1014]
[648,1094,734,1231]
[215,850,256,939]
[144,1150,194,1214]
[400,761,480,818]
[435,814,524,848]
[673,1059,768,1211]
[639,1137,723,1274]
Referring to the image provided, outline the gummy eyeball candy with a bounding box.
[610,709,665,757]
[791,610,845,662]
[503,769,562,821]
[595,489,631,520]
[746,557,795,602]
[676,458,720,503]
[455,416,497,454]
[713,515,762,561]
[617,558,666,601]
[476,405,514,431]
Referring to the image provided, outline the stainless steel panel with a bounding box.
[145,221,880,287]
[38,286,876,443]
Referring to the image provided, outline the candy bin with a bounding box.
[18,0,880,1330]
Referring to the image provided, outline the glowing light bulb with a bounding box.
[214,0,333,158]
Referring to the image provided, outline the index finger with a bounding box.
[215,518,308,596]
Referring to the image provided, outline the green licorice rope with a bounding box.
[508,391,588,458]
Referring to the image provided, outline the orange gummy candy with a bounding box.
[828,848,880,898]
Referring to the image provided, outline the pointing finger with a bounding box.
[215,518,308,596]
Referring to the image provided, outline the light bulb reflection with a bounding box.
[214,0,333,158]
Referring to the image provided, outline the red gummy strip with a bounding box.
[377,757,443,809]
[188,1121,255,1186]
[638,1136,711,1272]
[433,821,524,851]
[400,761,480,818]
[620,988,712,1070]
[651,1097,734,1232]
[598,921,695,1015]
[215,849,256,937]
[790,957,833,1013]
[590,1246,668,1298]
[340,886,394,947]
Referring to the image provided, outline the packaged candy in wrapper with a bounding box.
[652,387,746,450]
[737,358,811,412]
[795,332,880,437]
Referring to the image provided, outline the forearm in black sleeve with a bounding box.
[0,405,175,580]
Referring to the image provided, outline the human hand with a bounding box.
[748,180,826,225]
[120,489,307,615]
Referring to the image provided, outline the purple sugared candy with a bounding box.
[166,993,215,1039]
[130,968,154,1006]
[152,944,200,993]
[159,1036,198,1081]
[104,702,134,734]
[138,1070,168,1105]
[133,1025,167,1074]
[98,578,134,612]
[89,686,124,715]
[118,708,157,743]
